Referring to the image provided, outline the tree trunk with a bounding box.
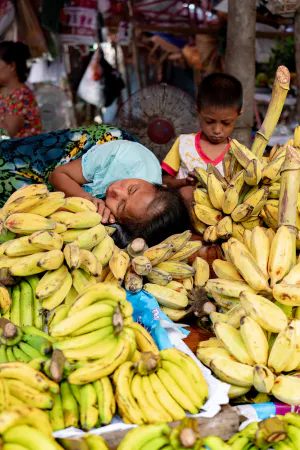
[225,0,256,147]
[295,9,300,123]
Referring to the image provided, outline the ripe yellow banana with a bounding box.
[228,238,270,292]
[222,185,239,215]
[268,226,293,287]
[207,173,224,210]
[68,282,126,314]
[194,166,208,188]
[222,150,232,182]
[29,230,63,251]
[2,184,48,214]
[212,259,243,281]
[0,362,57,393]
[5,214,56,234]
[80,249,102,277]
[214,322,254,365]
[231,222,245,242]
[228,385,251,399]
[132,255,152,276]
[240,291,288,333]
[250,226,270,279]
[74,224,107,249]
[273,284,300,306]
[64,196,97,213]
[9,253,46,276]
[193,188,213,208]
[231,204,254,223]
[146,267,172,286]
[243,186,269,216]
[281,262,300,285]
[196,346,235,367]
[194,204,223,226]
[207,163,228,189]
[130,322,159,354]
[160,306,187,322]
[143,243,173,266]
[262,204,278,229]
[203,225,218,243]
[6,379,53,409]
[261,155,285,184]
[268,322,296,373]
[92,234,114,267]
[68,338,130,385]
[210,358,253,387]
[65,211,102,229]
[141,375,172,422]
[155,261,195,279]
[60,229,85,243]
[216,216,233,240]
[242,229,252,251]
[240,316,268,365]
[165,280,188,295]
[42,272,72,310]
[35,265,68,299]
[63,242,81,271]
[244,159,262,186]
[26,197,66,217]
[125,266,143,293]
[205,279,256,298]
[163,230,192,253]
[109,248,130,283]
[144,283,188,309]
[271,375,300,405]
[221,242,232,262]
[193,256,210,286]
[72,268,91,294]
[253,364,275,393]
[209,291,240,310]
[37,249,64,270]
[148,372,185,421]
[4,236,43,257]
[190,208,207,235]
[168,241,202,261]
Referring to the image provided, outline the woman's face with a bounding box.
[105,179,157,222]
[0,59,15,86]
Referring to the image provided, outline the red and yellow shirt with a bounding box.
[161,132,230,178]
[0,86,42,138]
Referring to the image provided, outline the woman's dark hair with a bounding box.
[123,184,191,247]
[0,41,31,82]
[197,73,243,113]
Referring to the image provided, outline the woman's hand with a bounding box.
[88,197,116,224]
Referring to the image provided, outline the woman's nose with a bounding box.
[111,186,124,199]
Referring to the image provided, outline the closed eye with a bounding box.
[117,199,125,213]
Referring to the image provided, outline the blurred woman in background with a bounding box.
[0,41,41,138]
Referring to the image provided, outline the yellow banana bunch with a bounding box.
[26,196,66,217]
[2,184,49,215]
[5,214,56,235]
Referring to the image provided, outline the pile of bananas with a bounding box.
[191,130,300,243]
[195,225,300,404]
[0,183,209,326]
[0,321,54,364]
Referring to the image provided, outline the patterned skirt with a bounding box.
[0,124,137,206]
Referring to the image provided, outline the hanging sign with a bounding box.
[59,0,98,45]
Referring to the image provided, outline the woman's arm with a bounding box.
[0,116,24,138]
[49,159,115,223]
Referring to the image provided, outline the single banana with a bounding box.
[231,222,245,242]
[281,263,300,285]
[212,259,243,281]
[203,225,218,243]
[244,159,262,185]
[243,185,269,216]
[74,224,107,249]
[64,211,102,229]
[193,188,213,208]
[132,255,152,276]
[271,375,300,405]
[143,243,173,265]
[196,346,235,367]
[27,197,66,217]
[194,204,223,226]
[163,230,192,253]
[231,204,254,222]
[93,377,116,425]
[80,249,102,277]
[35,265,68,299]
[273,284,300,306]
[268,321,296,373]
[63,242,81,271]
[240,291,288,333]
[29,230,63,251]
[222,185,240,215]
[68,282,126,314]
[5,214,55,235]
[228,238,270,292]
[216,216,233,240]
[9,253,46,276]
[64,196,97,213]
[72,268,91,294]
[210,358,253,387]
[261,154,285,184]
[109,248,130,283]
[250,226,270,279]
[80,383,98,431]
[155,261,195,279]
[207,173,224,210]
[60,228,85,243]
[240,315,268,365]
[42,272,72,310]
[144,283,188,309]
[168,241,202,261]
[205,279,256,298]
[214,322,254,365]
[125,266,143,293]
[130,322,159,354]
[92,234,114,267]
[4,236,43,257]
[253,364,275,393]
[146,266,171,286]
[268,226,293,287]
[207,163,228,189]
[193,256,210,286]
[37,249,64,271]
[60,381,79,427]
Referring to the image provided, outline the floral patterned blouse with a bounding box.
[0,86,42,138]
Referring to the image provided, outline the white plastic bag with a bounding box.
[77,49,105,107]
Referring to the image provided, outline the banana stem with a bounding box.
[278,146,300,266]
[251,66,290,160]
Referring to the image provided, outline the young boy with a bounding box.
[162,73,243,189]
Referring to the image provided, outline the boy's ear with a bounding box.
[239,109,244,116]
[195,104,200,114]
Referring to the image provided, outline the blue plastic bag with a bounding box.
[126,289,189,350]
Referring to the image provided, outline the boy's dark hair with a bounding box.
[123,184,191,247]
[197,73,243,112]
[0,41,31,83]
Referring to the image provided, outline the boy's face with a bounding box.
[197,105,241,144]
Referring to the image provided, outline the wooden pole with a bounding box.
[225,0,256,147]
[128,0,143,90]
[295,8,300,124]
